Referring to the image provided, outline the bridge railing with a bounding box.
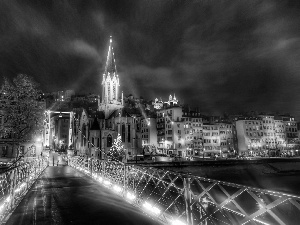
[69,157,300,225]
[0,157,48,223]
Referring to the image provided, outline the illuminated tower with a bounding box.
[98,36,123,118]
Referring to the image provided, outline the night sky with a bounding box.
[1,0,300,119]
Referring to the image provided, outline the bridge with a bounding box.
[0,157,300,225]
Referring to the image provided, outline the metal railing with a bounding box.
[69,157,300,225]
[0,157,48,224]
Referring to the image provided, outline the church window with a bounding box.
[107,83,111,99]
[122,124,125,142]
[2,146,7,157]
[128,125,131,142]
[107,134,112,147]
[82,124,86,146]
[113,85,116,99]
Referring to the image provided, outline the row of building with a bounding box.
[42,37,300,160]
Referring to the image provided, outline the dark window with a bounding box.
[82,124,86,146]
[2,146,7,157]
[92,137,94,146]
[107,135,112,147]
[128,125,131,142]
[122,124,125,142]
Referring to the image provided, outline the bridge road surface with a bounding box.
[6,166,161,225]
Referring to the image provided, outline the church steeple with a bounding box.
[101,36,121,106]
[105,36,117,75]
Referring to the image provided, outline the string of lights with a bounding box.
[70,113,295,225]
[70,117,189,224]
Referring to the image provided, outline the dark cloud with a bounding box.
[1,0,300,119]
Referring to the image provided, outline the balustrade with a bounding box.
[0,157,48,224]
[69,156,300,225]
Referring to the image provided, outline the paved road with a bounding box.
[6,166,160,225]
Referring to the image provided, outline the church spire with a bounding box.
[105,36,117,75]
[100,36,121,108]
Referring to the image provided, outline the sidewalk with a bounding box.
[6,166,160,225]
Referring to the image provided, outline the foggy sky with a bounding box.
[1,0,300,119]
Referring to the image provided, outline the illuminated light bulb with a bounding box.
[5,196,10,203]
[143,202,152,210]
[171,220,186,225]
[113,185,122,193]
[152,206,160,215]
[103,180,111,186]
[126,192,136,200]
[142,202,161,215]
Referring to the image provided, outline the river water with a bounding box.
[159,161,300,195]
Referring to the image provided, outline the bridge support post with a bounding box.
[123,164,127,197]
[90,158,93,176]
[184,177,193,225]
[9,169,17,211]
[102,160,105,178]
[26,163,30,189]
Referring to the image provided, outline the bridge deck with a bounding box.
[6,166,159,225]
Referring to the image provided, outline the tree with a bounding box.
[108,133,125,161]
[0,74,45,158]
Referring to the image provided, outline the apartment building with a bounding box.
[156,106,184,155]
[182,110,203,157]
[235,119,264,156]
[141,117,157,147]
[202,124,220,156]
[281,115,298,153]
[218,122,234,154]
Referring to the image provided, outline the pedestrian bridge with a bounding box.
[0,157,300,225]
